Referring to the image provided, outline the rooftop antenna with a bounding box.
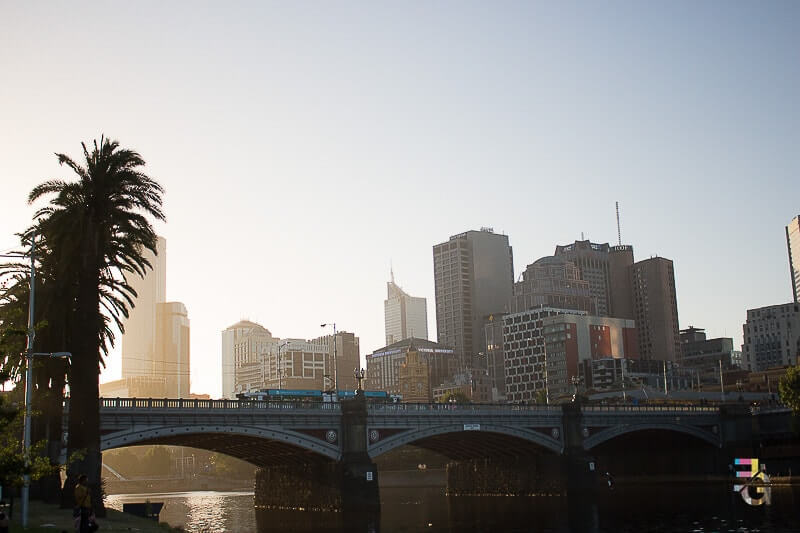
[390,260,394,284]
[616,201,622,246]
[581,232,585,240]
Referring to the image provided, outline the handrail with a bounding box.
[581,405,719,413]
[367,403,562,413]
[93,397,341,411]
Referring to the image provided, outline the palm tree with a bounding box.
[28,136,165,513]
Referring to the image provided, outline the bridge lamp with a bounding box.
[321,323,337,391]
[22,351,71,528]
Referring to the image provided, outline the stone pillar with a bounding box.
[339,391,380,511]
[561,402,597,493]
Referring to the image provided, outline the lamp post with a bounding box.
[320,323,337,391]
[277,341,290,389]
[22,351,70,528]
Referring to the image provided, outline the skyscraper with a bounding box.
[741,303,800,371]
[630,257,681,362]
[122,236,166,379]
[384,272,428,345]
[220,320,275,399]
[433,228,513,369]
[554,240,635,319]
[508,256,594,314]
[787,215,800,303]
[155,302,191,397]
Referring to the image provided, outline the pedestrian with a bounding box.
[74,474,92,533]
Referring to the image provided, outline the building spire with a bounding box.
[390,260,395,284]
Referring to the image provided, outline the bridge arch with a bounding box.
[101,424,340,464]
[583,422,721,451]
[368,423,563,459]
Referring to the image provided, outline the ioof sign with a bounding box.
[464,424,480,431]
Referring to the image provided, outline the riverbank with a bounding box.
[10,500,182,532]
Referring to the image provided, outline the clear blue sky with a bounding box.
[1,1,798,398]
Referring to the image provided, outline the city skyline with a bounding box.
[1,2,798,398]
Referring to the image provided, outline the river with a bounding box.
[105,484,800,532]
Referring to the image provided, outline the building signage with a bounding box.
[366,471,374,481]
[463,424,480,431]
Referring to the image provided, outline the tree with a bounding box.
[438,390,470,404]
[28,137,165,513]
[779,366,800,413]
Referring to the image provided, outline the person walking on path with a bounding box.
[73,474,92,533]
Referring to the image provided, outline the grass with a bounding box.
[8,500,182,532]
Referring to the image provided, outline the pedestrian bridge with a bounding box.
[94,397,725,466]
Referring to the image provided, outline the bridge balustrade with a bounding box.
[94,397,341,411]
[368,403,562,413]
[581,405,718,414]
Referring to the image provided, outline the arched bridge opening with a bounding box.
[101,425,339,468]
[587,427,722,479]
[370,426,564,496]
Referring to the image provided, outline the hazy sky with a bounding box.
[1,1,798,398]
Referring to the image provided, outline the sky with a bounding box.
[1,1,798,398]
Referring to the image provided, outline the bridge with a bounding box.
[89,396,793,510]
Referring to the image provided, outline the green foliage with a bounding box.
[534,389,548,405]
[778,365,800,413]
[438,391,470,404]
[0,395,59,488]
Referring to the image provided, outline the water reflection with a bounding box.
[106,484,800,533]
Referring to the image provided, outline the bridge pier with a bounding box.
[254,392,380,513]
[562,402,597,493]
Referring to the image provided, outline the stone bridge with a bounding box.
[95,397,724,462]
[89,395,789,510]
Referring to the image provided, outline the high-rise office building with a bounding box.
[508,256,594,314]
[554,241,634,319]
[384,273,428,345]
[630,257,681,362]
[787,215,800,303]
[221,320,275,399]
[122,236,166,379]
[679,326,735,380]
[309,331,361,391]
[741,303,800,371]
[433,228,513,369]
[155,302,191,397]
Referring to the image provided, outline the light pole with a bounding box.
[320,323,337,391]
[277,341,289,389]
[22,351,70,528]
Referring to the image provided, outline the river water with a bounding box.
[106,484,800,532]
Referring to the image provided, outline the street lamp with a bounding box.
[22,351,70,528]
[277,341,290,390]
[320,323,337,391]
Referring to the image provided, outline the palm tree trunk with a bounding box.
[64,237,105,516]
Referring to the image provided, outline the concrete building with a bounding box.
[366,337,456,396]
[309,331,361,391]
[679,326,735,381]
[99,376,168,398]
[787,215,800,303]
[483,315,506,401]
[502,307,577,403]
[155,302,191,398]
[542,314,638,400]
[221,320,276,399]
[433,228,514,370]
[262,339,330,391]
[553,241,635,318]
[122,236,166,379]
[508,256,594,314]
[384,273,428,345]
[741,303,800,371]
[630,257,681,363]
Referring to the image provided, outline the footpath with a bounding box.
[9,500,182,533]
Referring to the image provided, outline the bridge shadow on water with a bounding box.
[252,484,800,533]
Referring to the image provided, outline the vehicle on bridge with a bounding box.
[236,389,399,403]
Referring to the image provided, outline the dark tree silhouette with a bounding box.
[28,136,165,513]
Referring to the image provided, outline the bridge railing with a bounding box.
[368,403,562,413]
[581,405,719,413]
[96,397,341,411]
